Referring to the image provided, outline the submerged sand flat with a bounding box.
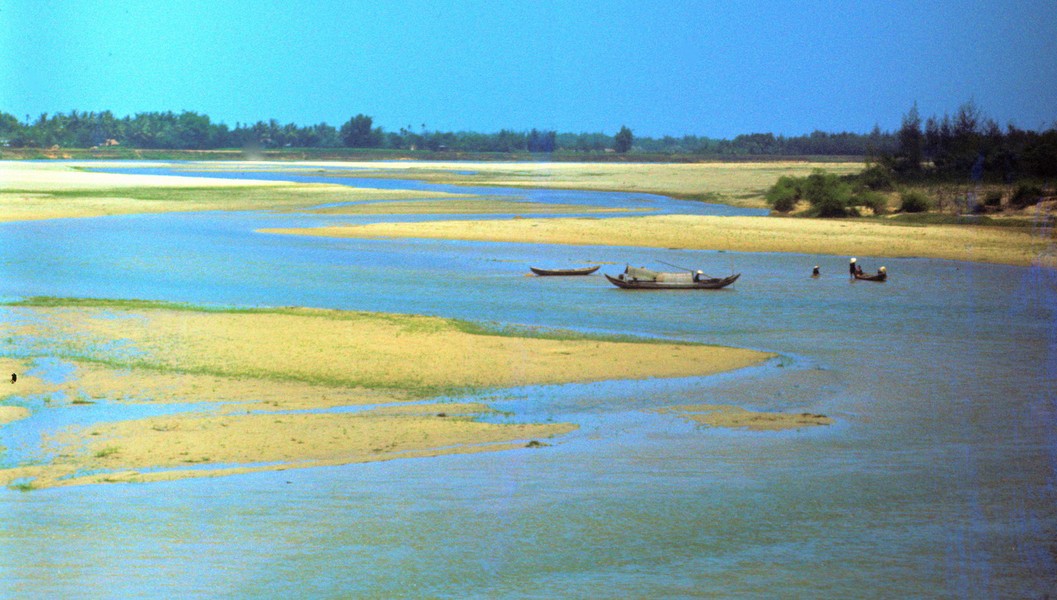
[11,403,576,489]
[267,214,1055,267]
[659,403,834,431]
[0,300,771,488]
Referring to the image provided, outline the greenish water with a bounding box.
[0,165,1054,598]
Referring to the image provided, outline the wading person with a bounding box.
[812,265,820,277]
[849,258,857,278]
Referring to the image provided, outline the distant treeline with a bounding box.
[1,105,1054,173]
[0,109,895,156]
[887,100,1057,180]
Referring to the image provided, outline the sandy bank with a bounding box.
[265,214,1054,267]
[1,300,771,488]
[275,160,864,208]
[22,302,769,391]
[307,198,638,215]
[0,160,282,190]
[0,406,30,426]
[0,161,482,222]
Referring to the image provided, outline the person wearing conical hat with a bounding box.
[849,257,857,278]
[812,265,820,277]
[877,266,887,281]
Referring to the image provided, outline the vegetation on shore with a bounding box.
[0,107,941,157]
[764,101,1055,220]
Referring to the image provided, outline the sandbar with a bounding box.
[1,299,772,489]
[0,161,496,223]
[265,214,1055,267]
[0,161,652,222]
[659,403,834,431]
[18,403,576,489]
[258,160,864,207]
[306,198,638,215]
[17,301,769,391]
[0,406,30,426]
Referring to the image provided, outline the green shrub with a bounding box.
[854,190,888,215]
[1009,184,1043,209]
[765,175,802,212]
[898,190,930,213]
[803,170,854,217]
[858,164,896,191]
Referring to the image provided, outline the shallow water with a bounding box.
[0,166,1054,597]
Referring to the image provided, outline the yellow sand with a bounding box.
[9,403,574,489]
[0,160,650,222]
[0,358,48,403]
[30,305,769,390]
[4,405,575,489]
[268,214,1055,267]
[0,161,489,222]
[0,406,30,426]
[281,160,864,208]
[1,302,771,489]
[52,362,416,411]
[660,403,834,431]
[0,160,283,191]
[307,198,638,215]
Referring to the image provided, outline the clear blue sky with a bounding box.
[2,0,1055,138]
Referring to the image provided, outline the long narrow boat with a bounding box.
[605,270,740,290]
[853,271,887,282]
[530,265,600,276]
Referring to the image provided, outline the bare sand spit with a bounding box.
[266,214,1055,267]
[21,303,770,390]
[659,404,834,431]
[7,404,577,489]
[0,160,289,190]
[274,160,864,208]
[307,198,639,215]
[1,300,771,488]
[0,161,484,222]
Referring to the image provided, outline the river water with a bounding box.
[0,165,1054,598]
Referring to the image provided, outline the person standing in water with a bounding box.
[849,258,857,278]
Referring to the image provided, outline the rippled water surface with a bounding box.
[1,165,1054,598]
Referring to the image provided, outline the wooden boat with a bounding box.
[853,271,887,282]
[530,265,600,276]
[605,266,740,290]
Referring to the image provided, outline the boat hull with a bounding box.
[530,265,600,276]
[853,273,887,282]
[605,273,740,290]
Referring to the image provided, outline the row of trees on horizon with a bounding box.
[1,104,1054,178]
[0,109,896,156]
[887,100,1057,180]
